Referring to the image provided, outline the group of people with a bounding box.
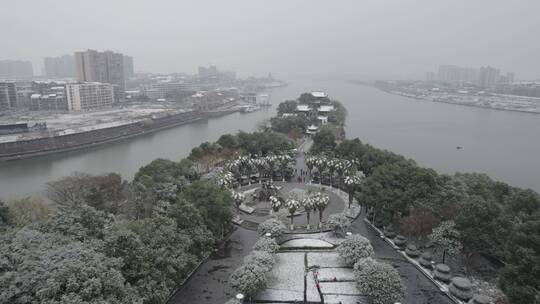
[294,168,309,183]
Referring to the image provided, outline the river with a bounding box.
[1,78,539,199]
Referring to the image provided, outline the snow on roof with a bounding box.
[31,94,41,99]
[311,91,328,98]
[296,105,310,112]
[307,125,318,130]
[318,105,334,112]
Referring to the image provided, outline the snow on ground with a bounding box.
[288,231,343,245]
[319,282,361,295]
[256,252,305,302]
[318,267,355,281]
[256,244,366,303]
[280,238,334,249]
[325,294,368,304]
[308,252,347,268]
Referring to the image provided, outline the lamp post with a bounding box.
[236,293,244,301]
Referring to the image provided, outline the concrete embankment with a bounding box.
[0,109,238,161]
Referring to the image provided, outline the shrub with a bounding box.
[354,257,405,304]
[327,213,351,236]
[337,234,374,265]
[257,217,286,238]
[230,262,267,297]
[244,250,275,272]
[252,237,280,253]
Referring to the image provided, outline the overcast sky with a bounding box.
[3,0,540,80]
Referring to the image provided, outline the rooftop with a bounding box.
[311,91,328,98]
[296,104,310,112]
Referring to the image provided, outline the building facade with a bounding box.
[478,66,500,88]
[44,55,76,78]
[0,60,33,79]
[438,65,478,82]
[74,50,125,100]
[123,55,134,79]
[0,82,17,111]
[66,82,114,111]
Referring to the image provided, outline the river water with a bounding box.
[1,78,539,199]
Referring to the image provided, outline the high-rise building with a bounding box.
[44,55,76,78]
[437,65,478,82]
[198,65,219,78]
[0,82,17,111]
[506,72,515,84]
[478,66,500,88]
[66,82,114,111]
[123,55,134,79]
[0,60,33,79]
[74,50,125,99]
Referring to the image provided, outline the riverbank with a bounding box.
[0,108,240,161]
[368,81,540,115]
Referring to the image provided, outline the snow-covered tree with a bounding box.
[269,195,282,214]
[354,257,405,304]
[231,190,246,213]
[277,154,293,181]
[285,196,301,230]
[216,170,235,189]
[252,237,280,253]
[305,156,316,176]
[344,171,365,208]
[337,234,374,265]
[313,189,330,228]
[327,213,351,237]
[230,262,267,297]
[257,217,286,238]
[0,228,141,304]
[244,250,275,272]
[428,220,463,263]
[302,195,316,229]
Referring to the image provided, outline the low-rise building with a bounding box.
[66,82,114,111]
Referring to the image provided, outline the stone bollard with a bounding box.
[449,277,473,301]
[383,226,396,239]
[394,235,407,250]
[433,263,452,283]
[405,244,420,258]
[468,294,493,304]
[419,252,433,269]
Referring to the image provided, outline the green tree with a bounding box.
[180,180,233,238]
[105,217,198,304]
[311,125,337,154]
[0,199,11,229]
[276,100,298,115]
[499,213,540,304]
[454,195,511,258]
[361,160,438,224]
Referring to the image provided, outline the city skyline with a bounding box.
[1,0,540,80]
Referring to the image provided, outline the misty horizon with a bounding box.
[2,0,540,80]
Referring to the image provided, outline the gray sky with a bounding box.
[3,0,540,79]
